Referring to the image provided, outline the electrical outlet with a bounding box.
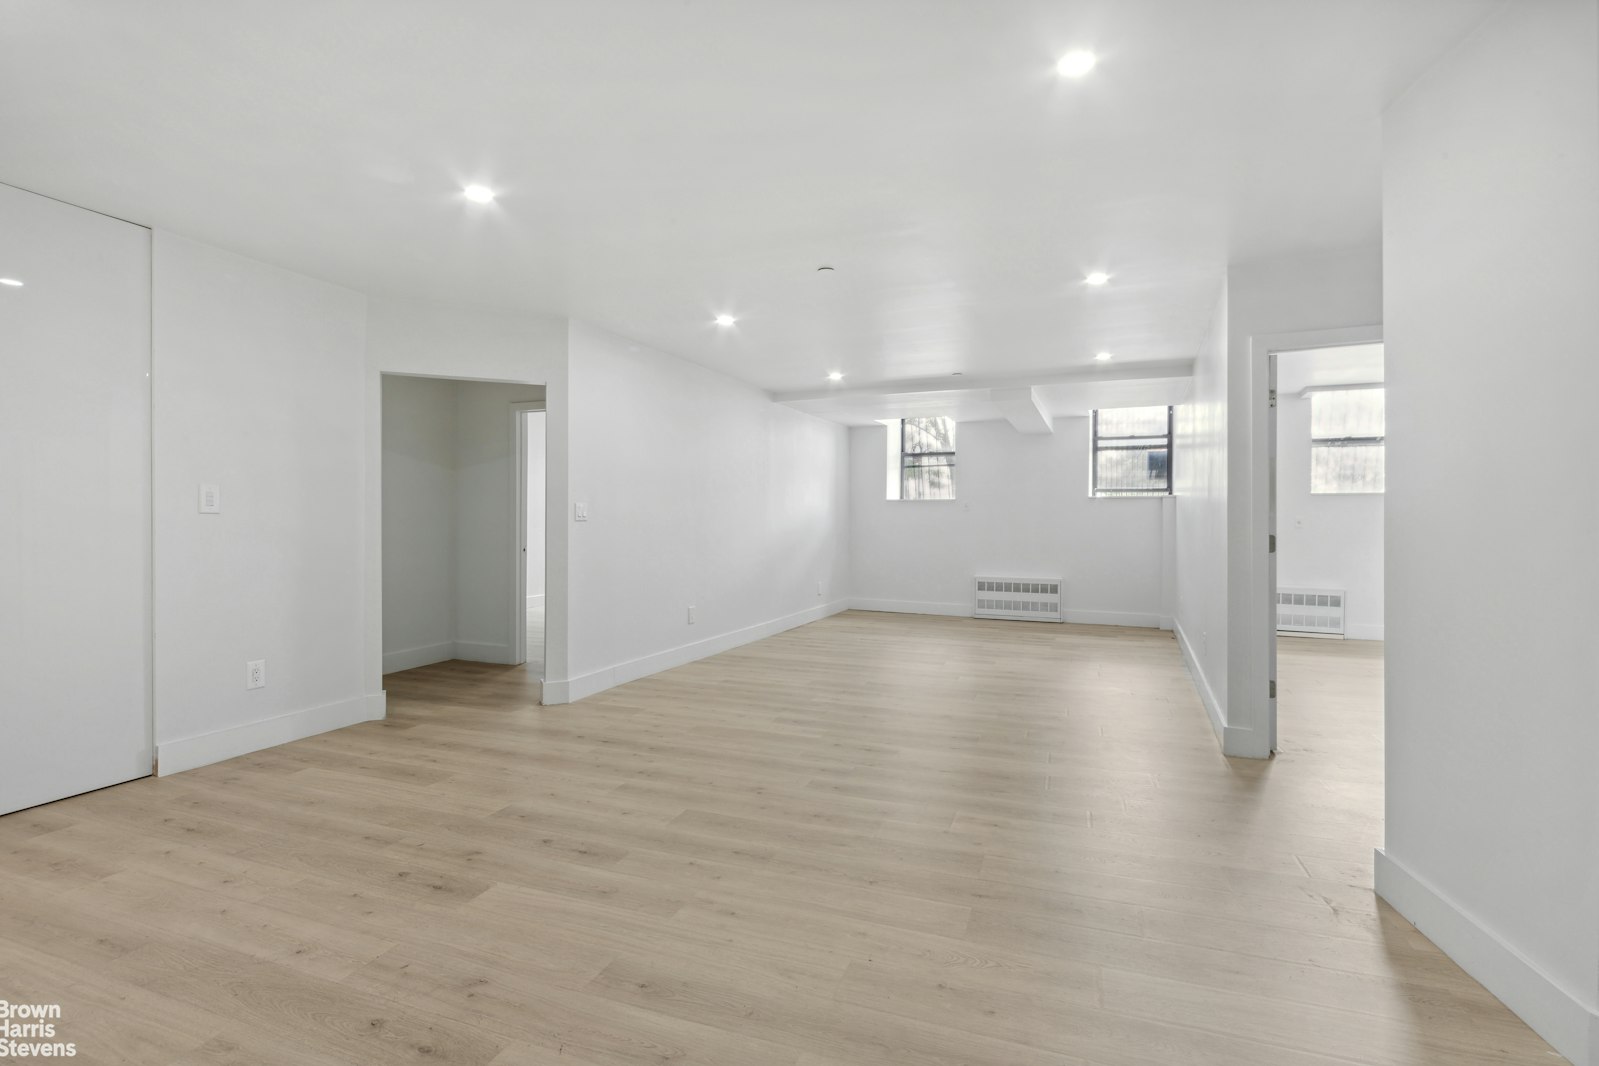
[246,659,266,690]
[686,605,696,625]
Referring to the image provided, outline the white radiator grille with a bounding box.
[1277,587,1345,636]
[974,577,1063,622]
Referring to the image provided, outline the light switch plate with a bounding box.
[574,502,589,521]
[198,483,221,514]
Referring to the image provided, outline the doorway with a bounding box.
[1268,342,1386,752]
[379,374,545,686]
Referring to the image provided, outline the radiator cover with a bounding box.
[1276,587,1346,636]
[974,577,1063,622]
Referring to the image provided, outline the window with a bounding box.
[886,416,956,500]
[1092,405,1172,496]
[1310,387,1384,494]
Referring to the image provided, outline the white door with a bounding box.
[0,184,154,814]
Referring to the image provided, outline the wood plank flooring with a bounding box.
[0,613,1558,1064]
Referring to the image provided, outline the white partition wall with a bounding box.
[0,183,153,814]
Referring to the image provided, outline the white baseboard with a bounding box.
[848,597,971,617]
[1173,617,1262,757]
[383,638,524,674]
[526,593,545,611]
[382,641,457,674]
[543,599,850,705]
[1061,608,1169,628]
[1345,623,1385,641]
[847,598,1167,630]
[156,693,384,776]
[1376,848,1596,1066]
[453,640,519,665]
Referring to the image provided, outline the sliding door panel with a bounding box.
[0,183,153,814]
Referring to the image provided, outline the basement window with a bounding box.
[1311,387,1385,494]
[1091,406,1173,497]
[885,416,956,500]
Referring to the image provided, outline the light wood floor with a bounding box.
[0,613,1557,1065]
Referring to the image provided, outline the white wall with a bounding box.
[527,411,546,602]
[1378,3,1599,1062]
[848,418,1169,626]
[560,321,850,701]
[381,374,457,670]
[1273,386,1384,640]
[1173,282,1231,738]
[152,231,375,773]
[0,183,154,814]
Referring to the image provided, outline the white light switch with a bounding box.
[198,483,221,514]
[574,502,589,522]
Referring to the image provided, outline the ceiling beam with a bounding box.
[770,358,1194,404]
[989,387,1053,434]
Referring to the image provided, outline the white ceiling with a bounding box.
[0,2,1488,395]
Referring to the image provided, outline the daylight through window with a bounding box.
[1092,406,1173,496]
[887,416,956,500]
[1310,387,1385,494]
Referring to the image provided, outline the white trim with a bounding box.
[1344,623,1385,641]
[1174,618,1259,757]
[849,597,970,617]
[382,641,457,674]
[509,400,546,670]
[453,640,518,665]
[156,693,383,776]
[1062,609,1169,629]
[1175,618,1224,744]
[542,600,850,705]
[526,593,545,610]
[847,598,1168,630]
[1375,848,1598,1066]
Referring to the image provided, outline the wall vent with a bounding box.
[1277,587,1345,636]
[974,577,1063,622]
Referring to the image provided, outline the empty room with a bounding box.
[2,2,1596,1064]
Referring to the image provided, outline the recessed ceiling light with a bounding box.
[827,371,844,382]
[462,184,496,204]
[1056,50,1097,78]
[0,278,22,287]
[714,313,737,327]
[1095,351,1115,361]
[1084,271,1111,286]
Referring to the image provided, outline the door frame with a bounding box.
[510,401,547,675]
[1247,324,1383,753]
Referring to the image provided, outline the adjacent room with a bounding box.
[2,3,1596,1065]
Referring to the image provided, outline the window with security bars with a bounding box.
[889,416,956,500]
[1311,387,1384,494]
[1092,406,1173,496]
